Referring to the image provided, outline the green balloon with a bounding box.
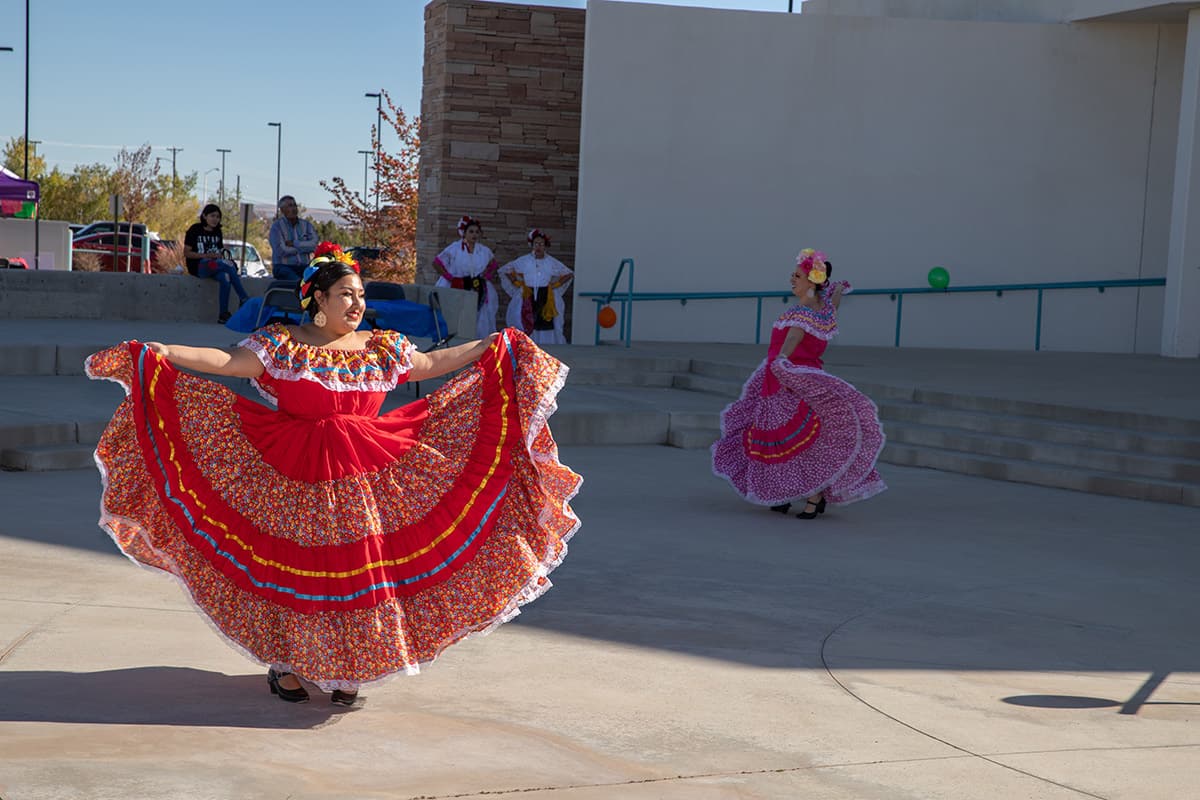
[928,266,950,289]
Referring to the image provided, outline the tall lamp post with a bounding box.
[267,122,282,214]
[357,149,372,205]
[23,0,29,179]
[201,167,218,203]
[364,92,382,213]
[0,44,21,178]
[216,148,231,206]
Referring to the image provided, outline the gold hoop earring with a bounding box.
[313,310,327,327]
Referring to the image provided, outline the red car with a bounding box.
[72,222,153,272]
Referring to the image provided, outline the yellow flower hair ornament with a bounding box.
[309,241,360,273]
[796,248,828,285]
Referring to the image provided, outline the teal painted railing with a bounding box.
[581,272,1167,350]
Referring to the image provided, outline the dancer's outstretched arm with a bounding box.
[408,333,500,382]
[143,342,265,379]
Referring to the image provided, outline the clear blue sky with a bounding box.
[0,0,795,210]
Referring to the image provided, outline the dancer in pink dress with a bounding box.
[712,249,886,519]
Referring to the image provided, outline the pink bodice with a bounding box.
[767,325,829,370]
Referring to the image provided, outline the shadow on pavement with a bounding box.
[0,667,350,728]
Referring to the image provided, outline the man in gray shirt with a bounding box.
[268,195,319,280]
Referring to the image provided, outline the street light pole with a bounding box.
[0,49,15,171]
[24,0,30,179]
[216,148,231,206]
[357,149,372,205]
[267,122,282,215]
[364,92,382,213]
[201,168,218,203]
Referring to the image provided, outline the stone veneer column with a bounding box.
[419,0,585,338]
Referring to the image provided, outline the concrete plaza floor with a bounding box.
[1,439,1198,799]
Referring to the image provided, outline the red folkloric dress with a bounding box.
[86,325,581,690]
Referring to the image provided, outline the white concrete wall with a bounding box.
[0,219,73,271]
[801,0,1194,24]
[574,1,1183,352]
[800,0,1083,23]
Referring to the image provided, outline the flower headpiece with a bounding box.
[527,228,551,246]
[796,248,828,285]
[457,215,482,237]
[299,241,359,309]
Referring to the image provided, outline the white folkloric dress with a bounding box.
[498,253,574,345]
[434,241,500,340]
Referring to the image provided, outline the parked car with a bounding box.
[72,222,152,272]
[223,239,268,278]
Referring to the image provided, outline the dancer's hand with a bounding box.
[144,341,169,358]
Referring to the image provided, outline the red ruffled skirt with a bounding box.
[86,331,581,690]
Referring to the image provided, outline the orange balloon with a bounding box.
[597,305,618,329]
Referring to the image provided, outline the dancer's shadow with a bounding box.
[0,667,346,728]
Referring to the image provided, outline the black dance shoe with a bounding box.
[770,503,791,514]
[796,500,821,520]
[267,669,309,703]
[330,689,359,707]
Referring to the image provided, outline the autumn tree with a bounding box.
[3,137,110,224]
[2,137,207,240]
[321,90,419,282]
[2,137,46,178]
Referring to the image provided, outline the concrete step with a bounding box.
[668,410,721,429]
[0,420,83,450]
[879,401,1200,460]
[564,371,676,388]
[1,442,97,472]
[553,353,692,374]
[881,442,1200,507]
[666,426,719,450]
[672,373,744,398]
[885,422,1200,484]
[900,388,1200,437]
[688,359,757,382]
[539,409,669,447]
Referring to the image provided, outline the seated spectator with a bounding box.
[268,195,318,280]
[184,204,249,324]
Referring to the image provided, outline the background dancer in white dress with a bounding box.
[498,228,574,345]
[433,215,500,339]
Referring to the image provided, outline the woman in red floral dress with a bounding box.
[86,243,581,706]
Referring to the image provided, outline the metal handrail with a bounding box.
[581,276,1167,350]
[592,257,635,347]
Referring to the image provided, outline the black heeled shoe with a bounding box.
[796,499,822,520]
[816,496,827,514]
[330,689,359,707]
[770,503,791,514]
[267,669,309,703]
